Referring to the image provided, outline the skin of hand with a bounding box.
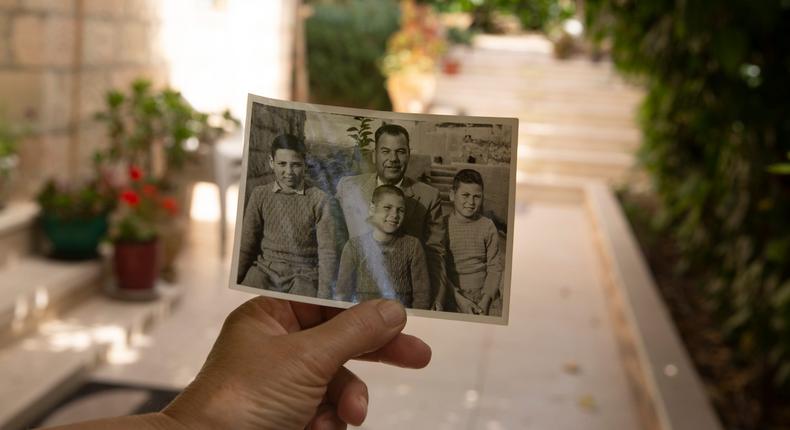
[46,297,431,430]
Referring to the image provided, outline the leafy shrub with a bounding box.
[305,0,399,110]
[427,0,574,32]
[586,0,790,426]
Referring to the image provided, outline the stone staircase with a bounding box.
[0,202,182,430]
[433,36,644,185]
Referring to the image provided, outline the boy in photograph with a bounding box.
[444,169,504,316]
[237,134,338,299]
[335,184,431,309]
[335,123,447,310]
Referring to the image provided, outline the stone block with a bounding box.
[0,0,17,10]
[78,70,111,122]
[20,0,75,14]
[118,21,150,64]
[82,19,115,66]
[38,132,72,181]
[83,0,123,18]
[125,0,159,21]
[15,135,44,196]
[75,123,107,178]
[41,72,73,131]
[0,70,43,125]
[0,16,9,64]
[11,14,75,67]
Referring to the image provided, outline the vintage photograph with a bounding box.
[230,95,517,324]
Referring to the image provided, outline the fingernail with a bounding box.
[358,395,368,418]
[377,300,405,326]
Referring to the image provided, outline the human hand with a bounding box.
[431,301,444,312]
[453,289,481,314]
[161,297,431,430]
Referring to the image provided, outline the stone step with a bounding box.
[437,79,643,103]
[519,111,638,129]
[519,122,641,153]
[0,257,103,343]
[0,202,39,267]
[517,146,638,184]
[0,283,182,430]
[433,97,639,125]
[430,168,456,177]
[430,176,454,185]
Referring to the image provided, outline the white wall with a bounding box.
[160,0,296,118]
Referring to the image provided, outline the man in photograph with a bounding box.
[237,133,338,299]
[335,124,448,310]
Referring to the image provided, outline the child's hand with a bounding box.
[431,301,444,312]
[452,289,477,314]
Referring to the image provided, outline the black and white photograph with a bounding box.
[230,95,517,324]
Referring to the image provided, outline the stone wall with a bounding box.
[0,0,167,199]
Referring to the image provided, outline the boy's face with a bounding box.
[374,134,409,184]
[451,182,483,219]
[269,149,305,191]
[368,193,406,234]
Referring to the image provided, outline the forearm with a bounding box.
[411,251,432,310]
[425,247,448,304]
[335,246,355,301]
[316,199,339,299]
[238,195,263,283]
[482,269,502,299]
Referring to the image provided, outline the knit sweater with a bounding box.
[335,232,431,309]
[445,212,504,298]
[237,183,338,298]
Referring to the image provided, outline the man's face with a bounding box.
[451,182,483,219]
[368,193,406,234]
[269,149,305,191]
[374,133,409,184]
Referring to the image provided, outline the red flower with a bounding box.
[161,197,178,215]
[142,183,158,197]
[121,190,140,206]
[129,165,143,181]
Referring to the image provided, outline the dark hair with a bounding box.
[270,133,307,159]
[452,169,484,191]
[374,123,410,150]
[371,184,405,204]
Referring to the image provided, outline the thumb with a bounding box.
[294,299,407,373]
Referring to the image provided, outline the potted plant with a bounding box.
[95,78,237,281]
[0,116,21,209]
[381,0,447,112]
[109,165,178,295]
[36,176,116,260]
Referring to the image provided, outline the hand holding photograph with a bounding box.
[230,95,517,324]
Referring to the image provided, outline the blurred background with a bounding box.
[0,0,787,429]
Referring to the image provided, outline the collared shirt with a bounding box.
[272,181,305,195]
[376,176,405,189]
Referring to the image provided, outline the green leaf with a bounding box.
[767,164,790,175]
[346,127,359,132]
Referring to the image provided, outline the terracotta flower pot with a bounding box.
[113,240,159,291]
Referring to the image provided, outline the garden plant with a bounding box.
[586,1,790,427]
